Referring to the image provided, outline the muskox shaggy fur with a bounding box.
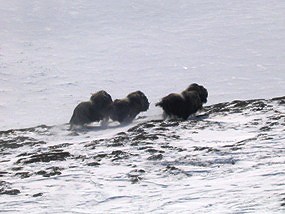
[110,91,150,124]
[156,83,208,120]
[69,90,113,126]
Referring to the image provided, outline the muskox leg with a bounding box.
[162,111,168,120]
[69,112,85,129]
[100,117,109,128]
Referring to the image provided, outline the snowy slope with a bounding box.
[0,97,285,213]
[0,1,285,213]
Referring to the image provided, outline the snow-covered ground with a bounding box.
[0,98,284,213]
[0,1,285,213]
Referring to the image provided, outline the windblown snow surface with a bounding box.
[0,1,285,213]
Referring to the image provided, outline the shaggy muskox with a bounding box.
[156,83,208,120]
[110,91,150,124]
[69,90,113,126]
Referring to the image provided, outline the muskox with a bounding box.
[156,83,208,120]
[110,91,150,124]
[69,90,113,127]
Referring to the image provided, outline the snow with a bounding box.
[0,0,285,213]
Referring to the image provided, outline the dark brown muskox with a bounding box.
[110,91,150,124]
[155,83,208,120]
[69,90,113,126]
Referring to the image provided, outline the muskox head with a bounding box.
[127,90,150,112]
[185,83,208,103]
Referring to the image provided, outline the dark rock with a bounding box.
[132,133,159,141]
[15,172,32,179]
[93,153,108,160]
[17,151,71,164]
[1,189,21,195]
[147,154,163,160]
[49,143,72,150]
[0,136,46,150]
[0,172,9,177]
[35,170,47,176]
[194,146,220,152]
[154,127,168,131]
[87,162,100,166]
[33,193,43,197]
[35,167,63,177]
[145,148,165,154]
[260,126,271,132]
[127,124,144,132]
[110,150,130,161]
[141,123,156,128]
[0,181,20,195]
